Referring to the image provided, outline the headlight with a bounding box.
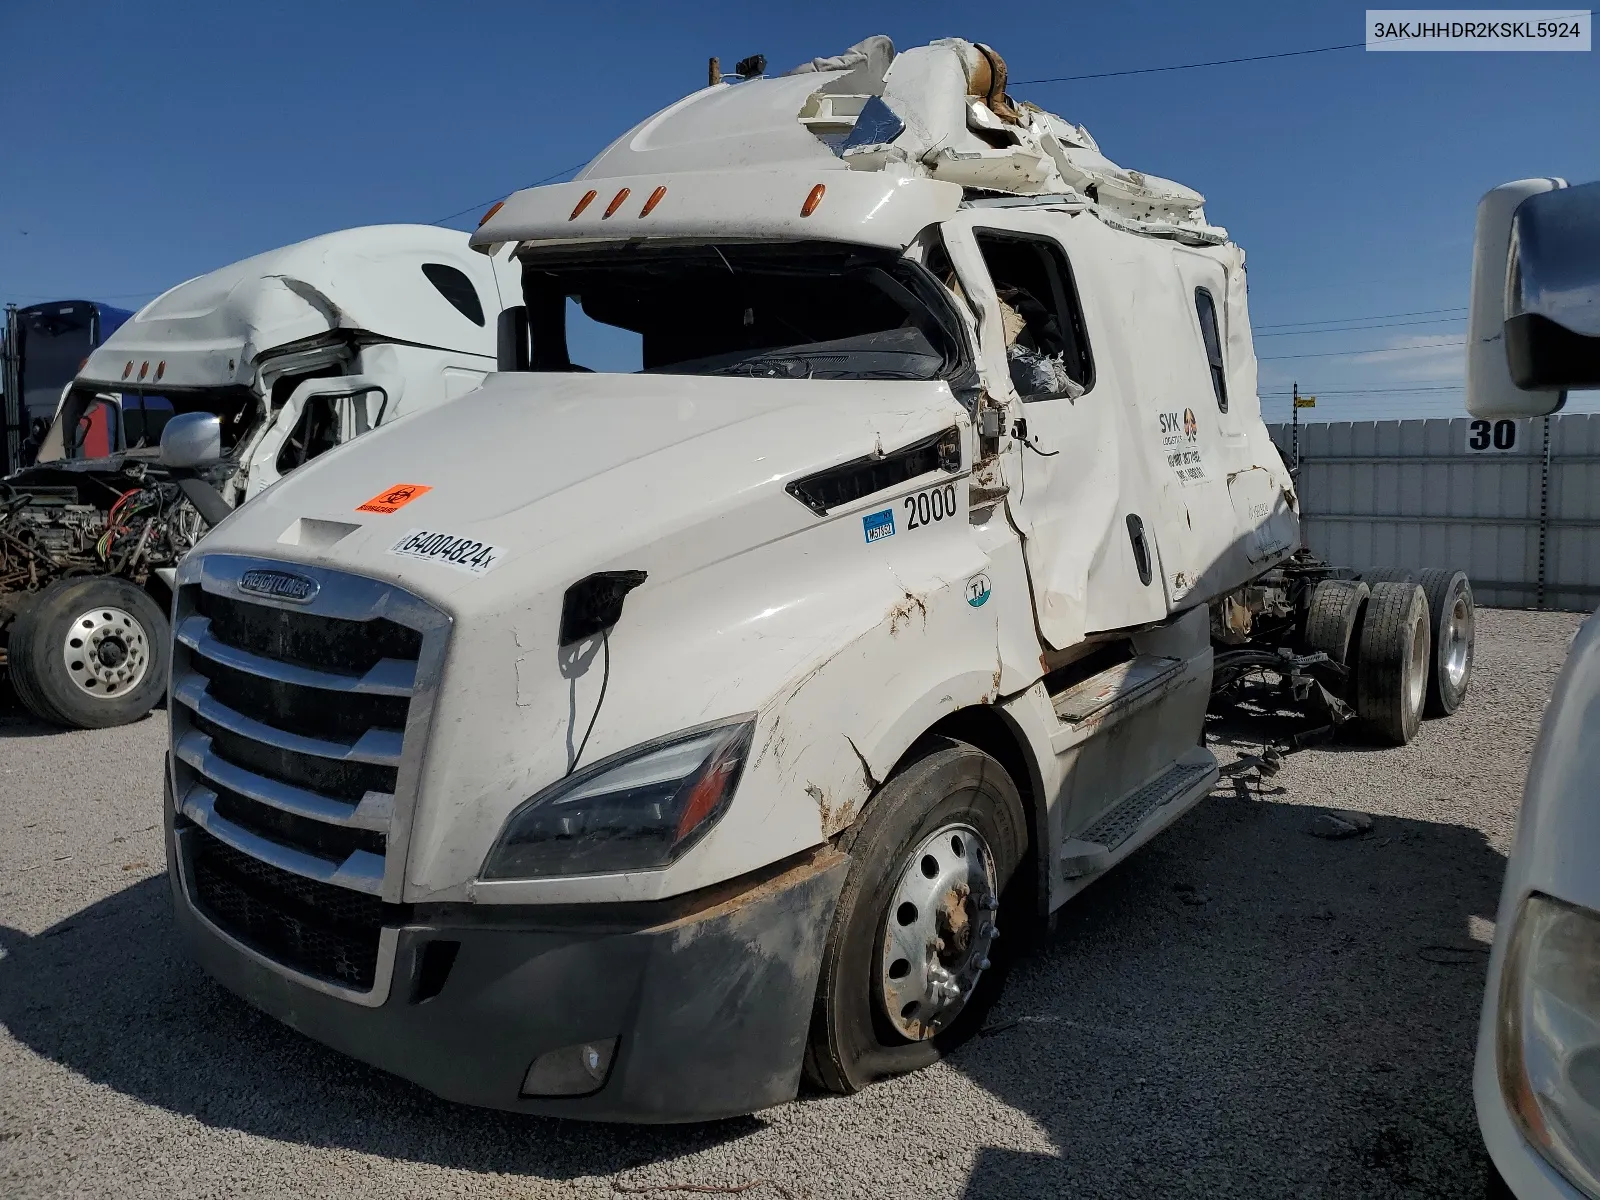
[1498,892,1600,1198]
[481,718,755,878]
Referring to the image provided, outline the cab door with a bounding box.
[940,211,1169,648]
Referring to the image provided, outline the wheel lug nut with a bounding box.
[978,957,991,970]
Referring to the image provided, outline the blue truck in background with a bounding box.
[1,300,135,475]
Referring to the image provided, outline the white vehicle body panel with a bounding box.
[45,225,519,499]
[1477,614,1600,1199]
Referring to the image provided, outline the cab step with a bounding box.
[1059,748,1219,879]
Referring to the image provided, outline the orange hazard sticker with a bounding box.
[356,483,432,514]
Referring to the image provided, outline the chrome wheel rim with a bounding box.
[879,822,999,1041]
[61,605,150,699]
[1442,591,1473,691]
[1407,608,1429,717]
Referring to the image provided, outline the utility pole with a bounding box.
[1291,381,1299,472]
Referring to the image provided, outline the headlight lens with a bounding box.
[481,718,754,878]
[1499,892,1600,1198]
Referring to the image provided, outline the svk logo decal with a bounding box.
[863,508,896,544]
[238,569,319,604]
[966,573,992,607]
[1183,407,1198,438]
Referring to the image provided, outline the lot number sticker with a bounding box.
[388,528,503,575]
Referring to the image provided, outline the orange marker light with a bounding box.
[477,200,505,228]
[639,185,667,217]
[155,361,166,381]
[138,361,149,380]
[801,183,826,217]
[603,187,631,218]
[569,189,598,220]
[122,361,133,380]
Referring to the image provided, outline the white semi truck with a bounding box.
[160,37,1477,1120]
[1466,178,1600,1200]
[1,225,518,728]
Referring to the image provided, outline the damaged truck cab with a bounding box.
[165,37,1301,1119]
[2,225,518,728]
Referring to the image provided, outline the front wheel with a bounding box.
[804,738,1029,1094]
[8,576,170,729]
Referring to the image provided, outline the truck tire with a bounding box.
[1354,582,1430,746]
[804,738,1028,1094]
[1303,579,1369,667]
[1417,568,1474,716]
[8,577,169,729]
[1358,566,1416,587]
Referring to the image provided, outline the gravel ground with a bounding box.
[0,607,1583,1199]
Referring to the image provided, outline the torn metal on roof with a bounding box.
[473,36,1226,255]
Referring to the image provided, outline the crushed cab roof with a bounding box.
[474,36,1225,256]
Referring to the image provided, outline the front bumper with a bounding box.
[165,782,849,1122]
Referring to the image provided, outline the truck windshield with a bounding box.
[517,241,967,382]
[36,384,260,463]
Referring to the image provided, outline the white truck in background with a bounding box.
[1466,178,1600,1200]
[158,35,1478,1121]
[1,225,519,729]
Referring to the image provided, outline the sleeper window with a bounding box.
[973,233,1093,401]
[1194,286,1228,412]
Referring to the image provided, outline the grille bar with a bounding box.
[174,728,393,832]
[177,614,417,696]
[180,782,386,895]
[179,826,399,1004]
[172,672,404,767]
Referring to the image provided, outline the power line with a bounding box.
[1012,41,1364,86]
[1254,315,1467,338]
[1254,305,1466,331]
[427,161,589,227]
[1261,385,1462,395]
[1259,340,1464,362]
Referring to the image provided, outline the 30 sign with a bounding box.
[1467,419,1520,453]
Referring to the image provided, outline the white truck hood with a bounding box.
[80,225,502,392]
[202,370,968,619]
[197,371,971,896]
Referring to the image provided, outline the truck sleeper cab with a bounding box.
[165,36,1299,1120]
[2,225,519,730]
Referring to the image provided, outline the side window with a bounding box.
[1194,287,1228,413]
[973,232,1093,401]
[275,396,342,474]
[422,262,486,326]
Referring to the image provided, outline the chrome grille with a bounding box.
[169,553,449,1001]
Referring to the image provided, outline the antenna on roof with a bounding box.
[708,56,721,87]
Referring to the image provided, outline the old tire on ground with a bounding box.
[8,576,169,729]
[804,737,1028,1095]
[1354,581,1430,746]
[1303,579,1369,667]
[1417,568,1474,717]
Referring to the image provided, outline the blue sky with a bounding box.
[3,1,1595,422]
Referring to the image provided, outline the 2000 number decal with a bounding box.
[905,484,960,530]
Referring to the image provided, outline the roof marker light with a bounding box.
[155,361,166,381]
[477,200,505,228]
[801,184,826,218]
[639,185,667,218]
[603,188,631,219]
[138,361,149,380]
[122,361,133,380]
[569,190,598,220]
